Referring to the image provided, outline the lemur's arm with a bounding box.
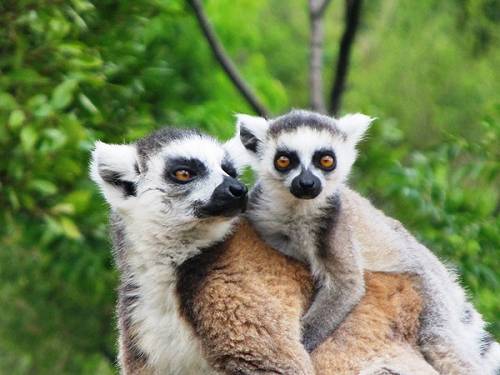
[301,220,365,353]
[301,268,365,352]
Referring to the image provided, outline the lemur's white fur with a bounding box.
[91,131,240,374]
[228,110,500,375]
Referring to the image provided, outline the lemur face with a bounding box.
[231,110,373,202]
[91,128,247,236]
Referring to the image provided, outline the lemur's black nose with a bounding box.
[290,169,322,199]
[228,182,247,197]
[299,177,315,189]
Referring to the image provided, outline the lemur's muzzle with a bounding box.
[290,169,322,199]
[195,176,248,218]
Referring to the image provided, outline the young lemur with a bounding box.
[90,128,248,374]
[231,110,500,375]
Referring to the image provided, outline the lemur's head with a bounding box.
[91,128,247,244]
[231,110,373,201]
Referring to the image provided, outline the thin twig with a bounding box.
[329,0,363,115]
[187,0,269,117]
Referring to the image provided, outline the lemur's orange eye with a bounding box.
[319,155,335,170]
[275,156,291,170]
[174,169,192,182]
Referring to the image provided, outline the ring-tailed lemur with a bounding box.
[90,128,248,375]
[229,109,500,375]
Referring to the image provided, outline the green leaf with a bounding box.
[50,203,75,215]
[78,93,98,114]
[20,126,38,152]
[51,79,79,110]
[64,190,91,213]
[8,110,26,129]
[60,217,82,239]
[0,92,18,110]
[29,180,58,195]
[7,189,20,210]
[27,94,48,110]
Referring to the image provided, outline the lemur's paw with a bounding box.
[301,330,321,353]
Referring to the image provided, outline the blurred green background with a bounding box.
[0,0,498,373]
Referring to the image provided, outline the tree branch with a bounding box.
[329,0,363,115]
[310,0,333,18]
[308,0,332,113]
[187,0,269,117]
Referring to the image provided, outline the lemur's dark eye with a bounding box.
[222,163,237,178]
[275,155,291,170]
[166,157,206,184]
[173,169,194,183]
[313,150,336,171]
[274,150,299,172]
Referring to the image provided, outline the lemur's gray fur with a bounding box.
[228,109,500,375]
[248,184,364,353]
[91,128,248,374]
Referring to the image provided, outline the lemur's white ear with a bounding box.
[90,141,140,208]
[223,114,269,170]
[336,113,374,144]
[236,114,268,154]
[223,136,252,171]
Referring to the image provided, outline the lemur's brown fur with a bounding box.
[174,220,436,374]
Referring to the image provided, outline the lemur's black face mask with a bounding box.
[290,169,322,199]
[194,176,248,218]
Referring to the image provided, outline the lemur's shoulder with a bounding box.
[339,186,380,216]
[338,187,409,271]
[340,186,404,230]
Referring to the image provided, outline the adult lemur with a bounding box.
[90,128,248,374]
[231,109,500,375]
[91,126,434,375]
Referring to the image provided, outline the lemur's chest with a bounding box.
[283,213,321,257]
[255,205,321,263]
[128,267,216,375]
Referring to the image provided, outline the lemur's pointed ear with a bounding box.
[236,114,268,154]
[336,113,374,144]
[223,114,268,170]
[90,141,140,208]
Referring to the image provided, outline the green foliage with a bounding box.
[0,0,498,373]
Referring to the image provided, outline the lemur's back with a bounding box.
[341,186,468,305]
[340,187,449,272]
[340,186,500,374]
